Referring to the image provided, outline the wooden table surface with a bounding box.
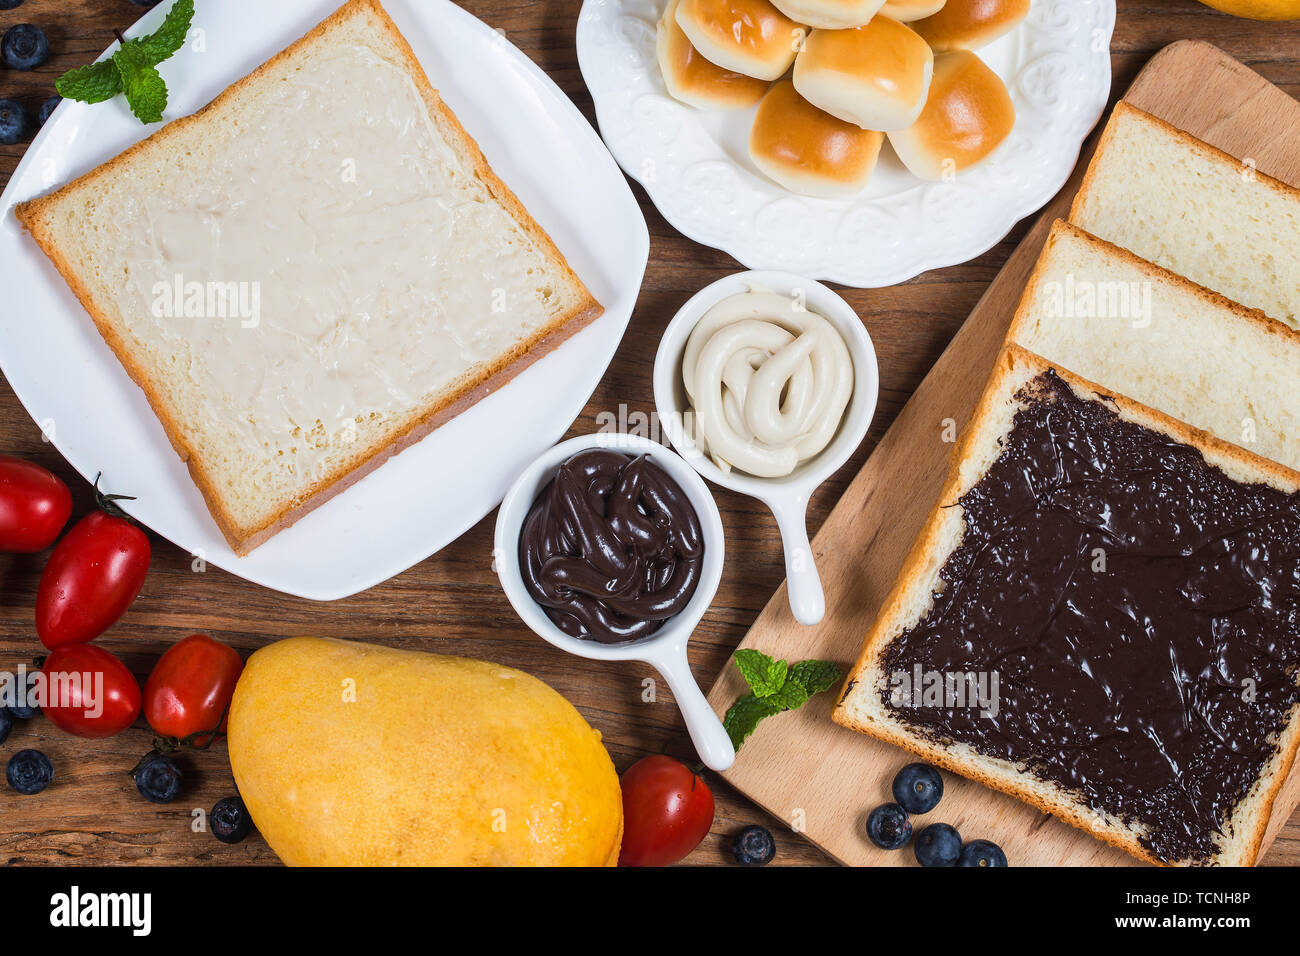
[1,0,1298,867]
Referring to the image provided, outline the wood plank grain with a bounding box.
[706,38,1300,867]
[0,0,1298,867]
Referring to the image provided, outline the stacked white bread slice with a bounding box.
[1006,220,1300,475]
[1072,102,1300,330]
[15,0,602,554]
[833,346,1300,866]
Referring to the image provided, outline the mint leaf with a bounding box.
[51,0,196,125]
[725,655,844,753]
[114,41,168,124]
[733,649,787,698]
[55,59,123,104]
[723,693,781,751]
[789,659,842,697]
[137,0,195,64]
[769,680,809,711]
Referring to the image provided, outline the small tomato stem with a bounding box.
[93,471,138,521]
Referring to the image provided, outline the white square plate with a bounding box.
[0,0,649,599]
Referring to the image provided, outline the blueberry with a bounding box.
[892,762,943,814]
[866,802,912,850]
[210,795,253,844]
[129,0,162,6]
[4,669,41,720]
[2,24,49,71]
[730,825,775,866]
[0,99,29,146]
[6,749,53,794]
[0,0,23,10]
[37,94,59,126]
[913,822,962,867]
[0,708,11,746]
[958,839,1008,867]
[133,751,182,803]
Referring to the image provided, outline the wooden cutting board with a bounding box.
[705,40,1300,867]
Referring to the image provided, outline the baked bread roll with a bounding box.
[769,0,886,29]
[792,17,934,131]
[879,0,947,20]
[913,0,1030,52]
[749,79,885,197]
[658,0,770,109]
[674,0,805,81]
[887,50,1014,180]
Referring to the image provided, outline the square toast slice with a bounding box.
[1071,101,1300,330]
[1006,219,1300,477]
[834,346,1300,866]
[15,0,603,553]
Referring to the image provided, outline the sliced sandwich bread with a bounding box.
[1071,101,1300,330]
[833,345,1300,866]
[15,0,603,554]
[1005,219,1300,477]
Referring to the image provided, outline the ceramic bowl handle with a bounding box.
[653,644,735,772]
[770,495,825,626]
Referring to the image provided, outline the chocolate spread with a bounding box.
[519,449,703,644]
[878,370,1300,862]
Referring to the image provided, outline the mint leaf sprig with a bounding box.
[722,649,842,751]
[55,0,195,125]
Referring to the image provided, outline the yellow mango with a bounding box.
[1198,0,1300,18]
[227,637,622,866]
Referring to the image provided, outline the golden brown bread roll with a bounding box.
[792,17,934,131]
[674,0,805,82]
[749,79,885,197]
[913,0,1030,52]
[887,50,1015,180]
[879,0,947,20]
[658,0,771,109]
[769,0,886,29]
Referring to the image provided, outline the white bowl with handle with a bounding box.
[653,271,879,626]
[494,431,735,771]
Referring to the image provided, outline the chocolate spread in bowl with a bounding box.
[879,370,1300,863]
[519,449,703,644]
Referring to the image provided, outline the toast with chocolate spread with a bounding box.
[834,346,1300,866]
[14,0,602,554]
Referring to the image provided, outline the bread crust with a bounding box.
[14,0,603,555]
[1011,219,1300,355]
[833,345,1300,866]
[1002,218,1300,481]
[1071,100,1300,230]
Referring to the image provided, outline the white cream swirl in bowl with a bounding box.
[683,289,854,479]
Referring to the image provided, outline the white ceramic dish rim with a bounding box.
[652,270,880,624]
[576,0,1117,288]
[494,431,735,770]
[0,0,650,600]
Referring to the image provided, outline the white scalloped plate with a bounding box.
[577,0,1114,287]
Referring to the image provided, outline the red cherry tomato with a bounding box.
[618,755,715,866]
[144,634,244,746]
[0,455,72,553]
[41,644,142,738]
[36,507,150,649]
